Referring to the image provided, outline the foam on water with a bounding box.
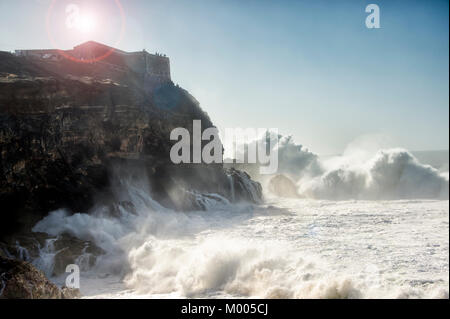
[33,189,449,299]
[30,140,449,299]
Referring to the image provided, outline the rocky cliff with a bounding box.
[0,253,80,299]
[0,51,262,239]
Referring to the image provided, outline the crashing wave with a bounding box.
[299,149,449,200]
[244,133,448,200]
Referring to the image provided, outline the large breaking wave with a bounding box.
[253,134,448,200]
[300,148,448,200]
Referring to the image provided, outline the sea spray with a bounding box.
[30,158,448,298]
[15,241,31,262]
[32,238,59,278]
[228,174,235,202]
[243,134,448,200]
[298,149,449,200]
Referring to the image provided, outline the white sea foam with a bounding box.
[32,182,449,299]
[30,137,449,299]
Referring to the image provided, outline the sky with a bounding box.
[0,0,448,155]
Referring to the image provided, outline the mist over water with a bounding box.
[31,136,449,299]
[250,134,449,200]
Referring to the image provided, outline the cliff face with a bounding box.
[0,52,261,237]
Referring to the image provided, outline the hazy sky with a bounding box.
[0,0,448,154]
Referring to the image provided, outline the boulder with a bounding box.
[0,255,61,299]
[0,255,81,299]
[268,174,299,198]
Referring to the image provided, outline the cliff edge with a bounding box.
[0,51,262,238]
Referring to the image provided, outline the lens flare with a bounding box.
[75,13,96,33]
[46,0,126,64]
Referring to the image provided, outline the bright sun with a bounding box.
[75,14,96,33]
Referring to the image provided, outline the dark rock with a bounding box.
[52,233,104,276]
[0,45,264,300]
[0,232,48,262]
[61,286,81,299]
[0,232,104,276]
[0,50,262,237]
[226,168,263,203]
[0,255,62,299]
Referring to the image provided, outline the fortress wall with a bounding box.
[123,53,144,74]
[15,42,172,86]
[123,53,171,83]
[145,54,171,81]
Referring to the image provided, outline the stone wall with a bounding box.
[124,51,171,84]
[15,42,172,86]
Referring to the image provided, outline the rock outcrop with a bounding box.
[0,255,78,299]
[227,168,263,203]
[0,50,263,298]
[0,51,262,237]
[0,232,104,277]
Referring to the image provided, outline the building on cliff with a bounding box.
[15,41,171,85]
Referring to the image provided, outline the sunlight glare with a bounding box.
[75,13,96,33]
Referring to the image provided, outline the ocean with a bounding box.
[33,196,449,299]
[30,149,449,299]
